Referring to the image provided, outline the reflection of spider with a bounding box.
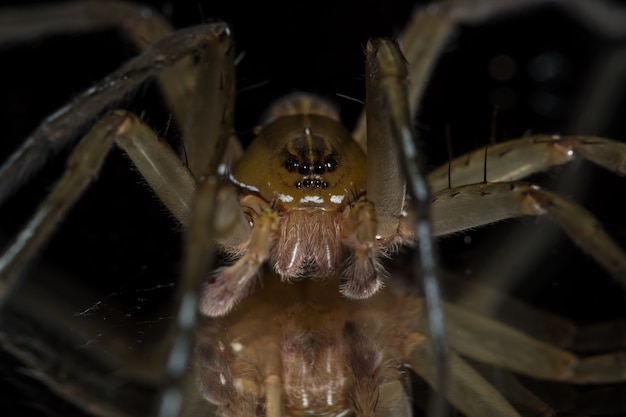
[1,1,626,416]
[200,265,626,417]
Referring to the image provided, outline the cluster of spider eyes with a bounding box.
[284,157,338,189]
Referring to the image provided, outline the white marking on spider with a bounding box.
[84,86,98,96]
[217,163,228,175]
[278,193,294,202]
[300,195,324,204]
[46,104,71,122]
[330,194,344,204]
[229,173,259,192]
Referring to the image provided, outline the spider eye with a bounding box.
[298,163,310,175]
[324,158,337,172]
[285,158,299,172]
[313,163,325,174]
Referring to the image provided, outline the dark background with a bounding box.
[0,0,625,416]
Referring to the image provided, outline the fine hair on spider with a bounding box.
[1,1,626,417]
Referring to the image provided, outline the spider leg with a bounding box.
[0,26,245,415]
[443,301,626,383]
[442,271,626,352]
[0,111,119,297]
[375,380,413,417]
[341,199,386,299]
[353,8,453,150]
[196,317,258,417]
[115,114,196,225]
[428,135,626,193]
[364,36,449,417]
[362,39,406,240]
[0,9,223,205]
[0,105,242,417]
[439,272,576,347]
[199,208,279,317]
[0,0,196,130]
[570,318,626,351]
[430,181,626,285]
[157,26,250,417]
[354,0,626,149]
[265,373,285,417]
[443,0,626,38]
[0,110,193,296]
[405,333,523,417]
[462,364,554,417]
[179,24,237,181]
[0,2,174,46]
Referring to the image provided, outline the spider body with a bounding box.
[225,95,391,297]
[0,1,626,417]
[200,78,418,317]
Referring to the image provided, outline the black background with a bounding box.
[0,0,626,416]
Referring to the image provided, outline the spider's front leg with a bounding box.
[0,22,244,417]
[0,1,203,204]
[0,110,196,296]
[0,23,235,300]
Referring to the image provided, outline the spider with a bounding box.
[1,0,624,416]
